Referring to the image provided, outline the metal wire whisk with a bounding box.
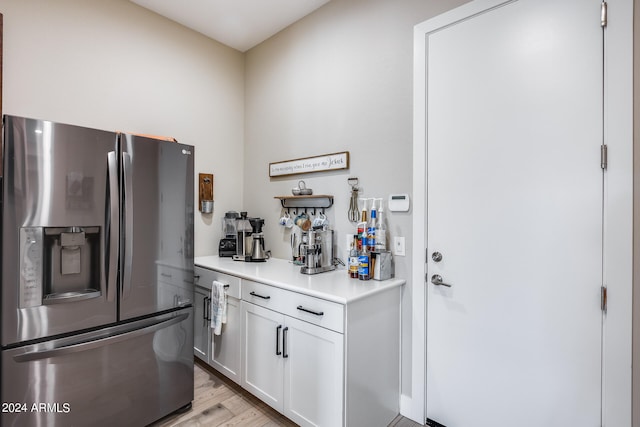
[348,177,359,222]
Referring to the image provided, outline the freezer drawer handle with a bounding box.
[296,306,324,316]
[42,290,102,305]
[13,312,189,363]
[249,291,271,300]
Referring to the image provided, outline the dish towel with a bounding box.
[211,281,227,336]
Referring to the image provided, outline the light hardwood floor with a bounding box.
[150,361,423,427]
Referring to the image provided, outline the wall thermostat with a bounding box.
[388,194,410,212]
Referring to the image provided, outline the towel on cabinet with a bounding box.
[211,281,227,335]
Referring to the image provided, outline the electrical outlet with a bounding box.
[394,236,406,256]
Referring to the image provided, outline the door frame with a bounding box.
[408,0,633,424]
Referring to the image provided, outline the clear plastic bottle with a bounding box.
[375,198,387,251]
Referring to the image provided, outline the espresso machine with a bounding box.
[300,228,335,274]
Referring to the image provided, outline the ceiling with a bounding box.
[130,0,331,52]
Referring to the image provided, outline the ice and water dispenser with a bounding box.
[20,226,102,308]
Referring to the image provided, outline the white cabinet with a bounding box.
[241,279,344,427]
[283,315,343,427]
[194,266,242,384]
[211,295,241,383]
[241,301,343,427]
[195,257,402,427]
[193,285,210,362]
[242,302,285,408]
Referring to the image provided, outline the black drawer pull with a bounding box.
[249,291,271,300]
[296,305,324,316]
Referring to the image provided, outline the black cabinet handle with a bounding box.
[276,325,282,356]
[297,305,324,316]
[282,327,289,358]
[203,297,211,321]
[249,291,271,300]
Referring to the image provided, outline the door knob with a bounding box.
[431,274,452,287]
[432,252,443,262]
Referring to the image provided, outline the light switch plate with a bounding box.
[393,236,406,256]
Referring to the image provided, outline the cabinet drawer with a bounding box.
[283,292,344,334]
[194,266,241,299]
[242,280,344,333]
[241,280,284,312]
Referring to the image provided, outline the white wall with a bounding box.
[243,0,469,405]
[0,0,483,417]
[0,0,245,257]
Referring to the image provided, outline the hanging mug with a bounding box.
[312,212,328,228]
[295,212,311,231]
[279,212,293,228]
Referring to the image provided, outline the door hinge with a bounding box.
[601,286,607,313]
[601,2,607,28]
[601,144,608,170]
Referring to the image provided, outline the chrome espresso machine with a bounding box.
[297,228,336,275]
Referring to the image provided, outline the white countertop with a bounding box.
[194,256,405,305]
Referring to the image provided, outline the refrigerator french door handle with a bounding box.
[122,152,134,298]
[107,151,119,303]
[13,312,189,363]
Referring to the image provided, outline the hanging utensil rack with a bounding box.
[274,195,333,215]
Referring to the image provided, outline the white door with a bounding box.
[283,316,344,427]
[424,1,603,426]
[242,301,284,412]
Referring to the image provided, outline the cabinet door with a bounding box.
[211,296,241,383]
[193,287,210,362]
[284,316,344,427]
[242,301,285,412]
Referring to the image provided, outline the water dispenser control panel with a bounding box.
[20,227,43,308]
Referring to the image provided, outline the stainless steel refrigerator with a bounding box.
[0,115,195,426]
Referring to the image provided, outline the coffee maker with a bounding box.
[232,212,268,262]
[219,211,240,257]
